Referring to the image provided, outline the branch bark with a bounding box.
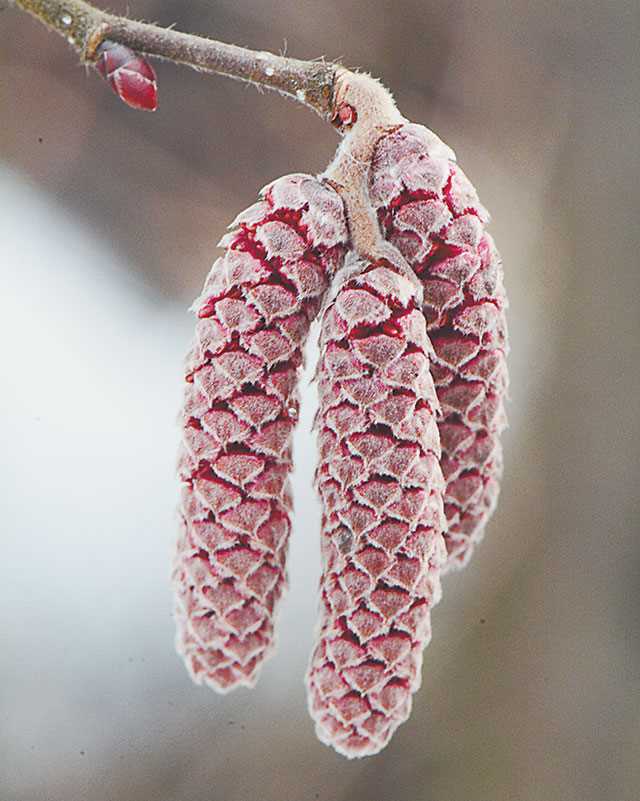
[11,0,338,118]
[9,0,412,268]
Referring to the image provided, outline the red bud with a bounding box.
[332,102,358,129]
[95,41,158,111]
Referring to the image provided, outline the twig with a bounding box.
[9,0,413,267]
[11,0,338,118]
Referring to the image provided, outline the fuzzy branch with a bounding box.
[9,0,411,263]
[11,0,338,118]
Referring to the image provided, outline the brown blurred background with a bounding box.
[1,1,638,800]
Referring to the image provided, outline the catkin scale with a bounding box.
[369,124,509,570]
[173,174,348,691]
[306,260,447,757]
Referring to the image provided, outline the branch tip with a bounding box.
[12,0,338,118]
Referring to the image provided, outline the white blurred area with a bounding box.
[0,166,187,787]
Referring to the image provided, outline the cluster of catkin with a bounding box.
[173,123,508,757]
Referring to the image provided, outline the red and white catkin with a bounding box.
[370,124,509,570]
[173,174,347,691]
[307,258,447,757]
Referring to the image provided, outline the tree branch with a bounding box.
[9,1,413,267]
[11,0,338,118]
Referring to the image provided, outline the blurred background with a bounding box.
[1,1,638,799]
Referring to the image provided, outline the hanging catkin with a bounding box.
[369,124,509,570]
[173,174,348,691]
[307,258,447,757]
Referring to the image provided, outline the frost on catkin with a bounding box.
[307,260,447,757]
[174,174,348,692]
[370,124,509,571]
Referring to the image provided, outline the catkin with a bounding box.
[173,174,348,691]
[369,124,509,570]
[307,258,447,757]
